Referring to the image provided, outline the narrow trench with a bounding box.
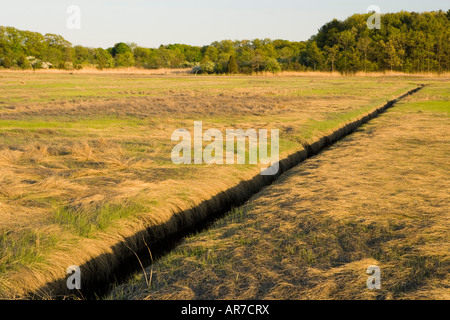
[31,85,424,300]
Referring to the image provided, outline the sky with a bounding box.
[1,0,448,49]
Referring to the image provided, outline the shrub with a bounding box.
[201,61,215,74]
[33,61,43,69]
[265,58,282,73]
[1,56,13,68]
[192,61,216,74]
[94,48,114,70]
[17,55,32,69]
[58,61,74,70]
[192,65,202,74]
[111,42,132,57]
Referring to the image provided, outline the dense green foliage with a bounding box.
[1,11,448,73]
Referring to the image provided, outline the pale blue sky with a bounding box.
[1,0,448,48]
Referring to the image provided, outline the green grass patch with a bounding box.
[0,228,58,274]
[399,101,450,114]
[52,201,146,238]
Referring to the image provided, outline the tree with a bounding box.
[115,51,135,67]
[0,11,448,73]
[383,40,402,71]
[22,30,46,57]
[303,41,324,70]
[324,45,340,72]
[111,42,131,57]
[202,46,219,62]
[94,48,114,69]
[133,46,150,68]
[74,45,93,65]
[251,49,266,72]
[227,55,239,74]
[337,29,356,72]
[279,46,295,61]
[357,36,371,72]
[45,33,71,49]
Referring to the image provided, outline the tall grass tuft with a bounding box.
[52,201,145,238]
[0,228,57,274]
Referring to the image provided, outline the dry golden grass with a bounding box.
[0,72,441,299]
[256,71,450,78]
[108,83,449,300]
[2,68,449,79]
[0,68,192,75]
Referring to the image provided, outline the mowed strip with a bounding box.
[108,82,449,300]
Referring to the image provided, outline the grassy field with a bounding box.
[107,82,449,300]
[0,71,443,298]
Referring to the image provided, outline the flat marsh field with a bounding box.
[0,72,447,299]
[109,82,449,300]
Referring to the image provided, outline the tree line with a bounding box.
[1,10,448,74]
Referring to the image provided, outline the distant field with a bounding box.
[107,83,449,300]
[0,72,436,298]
